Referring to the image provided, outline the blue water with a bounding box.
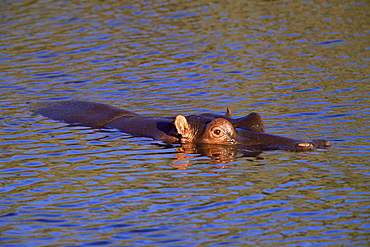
[1,0,369,246]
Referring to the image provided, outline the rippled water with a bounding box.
[1,0,369,246]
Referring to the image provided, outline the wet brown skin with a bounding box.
[175,115,331,152]
[31,100,331,152]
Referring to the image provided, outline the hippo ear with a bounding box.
[234,112,265,132]
[174,115,192,139]
[225,107,232,118]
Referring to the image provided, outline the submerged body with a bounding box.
[31,100,331,152]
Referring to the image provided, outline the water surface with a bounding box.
[1,0,369,246]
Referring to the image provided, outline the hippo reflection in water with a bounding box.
[31,100,331,153]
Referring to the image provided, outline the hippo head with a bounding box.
[174,115,248,144]
[174,114,331,152]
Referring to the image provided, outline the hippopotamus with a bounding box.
[31,100,331,152]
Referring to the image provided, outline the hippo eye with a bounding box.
[213,129,221,135]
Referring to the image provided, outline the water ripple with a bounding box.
[1,0,369,245]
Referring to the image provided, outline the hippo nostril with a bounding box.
[323,140,331,147]
[311,139,332,148]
